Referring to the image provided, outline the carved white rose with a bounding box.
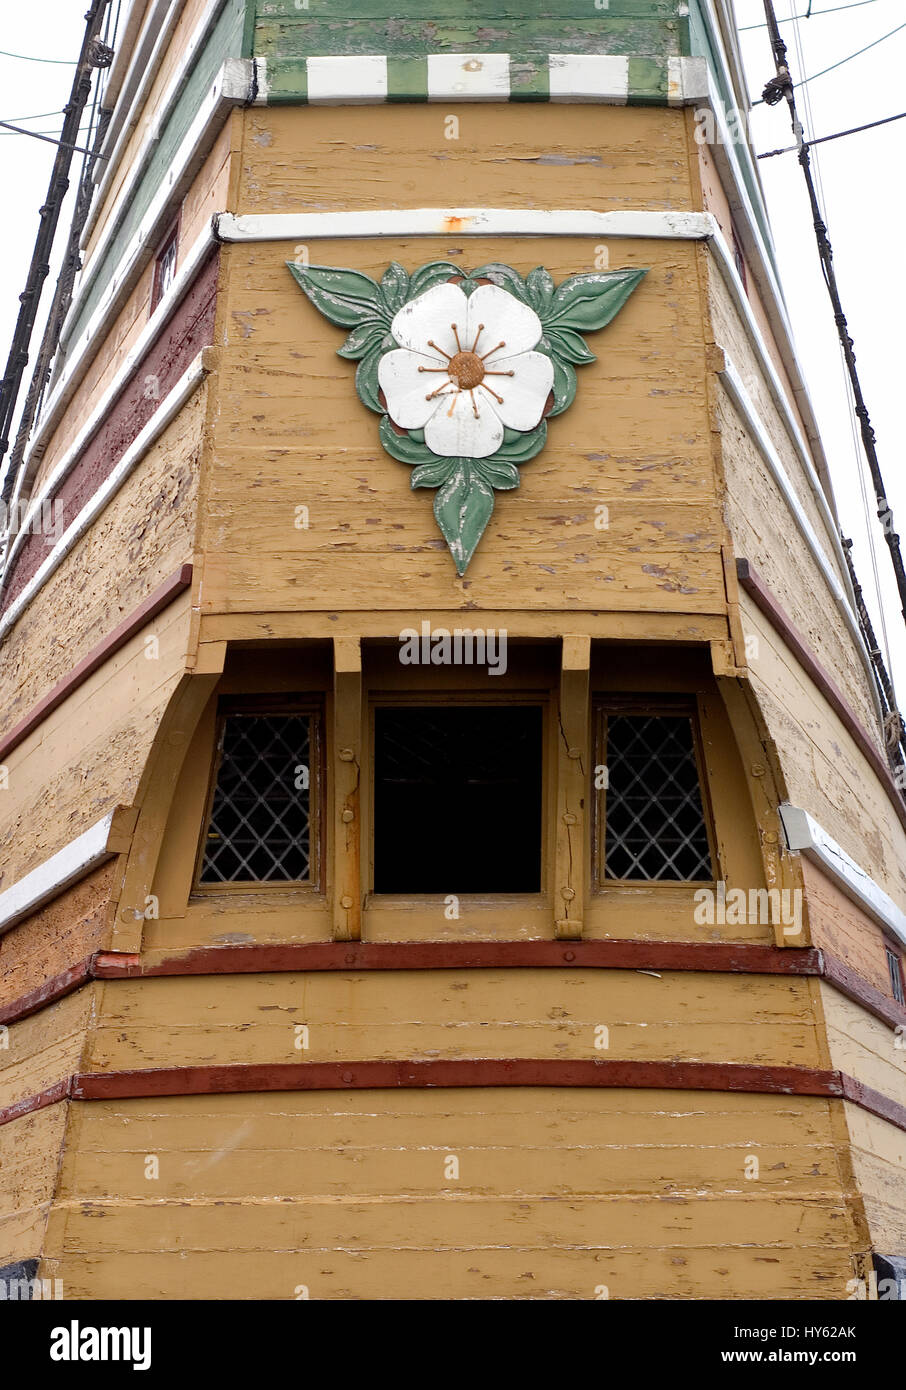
[378,281,554,459]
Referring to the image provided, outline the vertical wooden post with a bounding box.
[555,635,591,940]
[332,636,362,942]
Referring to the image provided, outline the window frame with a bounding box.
[365,689,553,901]
[150,213,180,314]
[192,693,325,895]
[591,693,719,889]
[887,945,905,1006]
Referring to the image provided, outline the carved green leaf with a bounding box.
[286,262,389,328]
[473,458,520,490]
[411,457,458,489]
[525,266,555,316]
[467,263,532,305]
[337,322,389,361]
[542,268,647,333]
[494,420,548,464]
[433,462,496,576]
[545,326,597,365]
[355,343,390,414]
[537,340,577,417]
[407,261,466,299]
[380,262,409,313]
[379,415,435,464]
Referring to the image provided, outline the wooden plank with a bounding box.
[332,638,362,942]
[555,636,590,939]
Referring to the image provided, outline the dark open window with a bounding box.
[373,704,543,893]
[151,217,179,312]
[888,947,905,1006]
[198,702,319,885]
[594,700,714,883]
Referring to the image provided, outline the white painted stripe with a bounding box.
[426,53,510,102]
[548,54,629,104]
[708,230,852,598]
[0,814,118,937]
[720,358,882,724]
[780,804,906,947]
[307,55,388,104]
[1,226,215,579]
[69,47,249,351]
[0,354,210,645]
[215,207,715,242]
[26,59,244,473]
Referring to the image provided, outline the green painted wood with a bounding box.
[256,0,683,18]
[628,54,669,104]
[251,3,689,61]
[386,56,429,103]
[65,0,247,351]
[254,14,688,61]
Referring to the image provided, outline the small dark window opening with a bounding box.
[199,710,315,884]
[731,219,748,294]
[887,947,904,1006]
[373,705,543,893]
[151,219,179,312]
[596,705,713,882]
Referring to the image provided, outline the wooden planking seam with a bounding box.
[0,566,192,765]
[3,938,906,1033]
[2,1060,906,1138]
[738,559,906,835]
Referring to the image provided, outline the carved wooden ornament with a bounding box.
[288,260,647,573]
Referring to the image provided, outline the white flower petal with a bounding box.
[465,284,543,359]
[390,282,468,356]
[378,349,449,429]
[425,389,504,459]
[484,350,554,431]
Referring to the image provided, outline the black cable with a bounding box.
[758,107,906,157]
[799,19,906,87]
[0,2,113,506]
[740,0,883,28]
[760,0,906,774]
[0,118,106,158]
[0,48,76,64]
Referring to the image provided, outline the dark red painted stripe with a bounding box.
[93,939,822,978]
[840,1074,906,1132]
[0,565,192,760]
[4,940,903,1036]
[72,1059,843,1101]
[5,1061,906,1133]
[0,958,93,1027]
[0,1078,72,1127]
[736,558,906,831]
[821,952,906,1033]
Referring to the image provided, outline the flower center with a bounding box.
[447,350,486,391]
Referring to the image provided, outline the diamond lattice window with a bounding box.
[598,710,713,882]
[199,713,312,884]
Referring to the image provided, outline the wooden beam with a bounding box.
[112,664,224,953]
[554,635,590,940]
[332,637,362,943]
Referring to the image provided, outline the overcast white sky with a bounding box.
[0,0,904,713]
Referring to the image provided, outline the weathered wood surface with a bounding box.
[0,864,114,1010]
[0,1104,68,1266]
[0,989,93,1113]
[86,0,213,259]
[803,859,892,998]
[252,0,688,63]
[740,597,906,913]
[843,1102,906,1252]
[41,1088,857,1299]
[80,969,824,1072]
[820,982,906,1111]
[33,124,231,499]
